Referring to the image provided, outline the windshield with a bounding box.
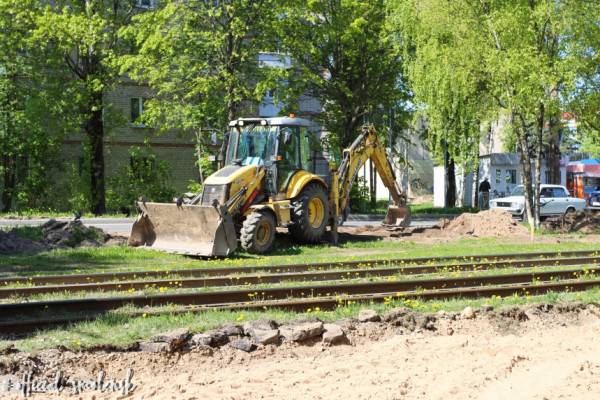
[510,186,524,196]
[226,125,278,166]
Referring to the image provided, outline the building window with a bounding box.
[495,169,501,184]
[136,0,155,9]
[506,169,517,185]
[131,97,146,126]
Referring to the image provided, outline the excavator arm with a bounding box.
[335,125,410,226]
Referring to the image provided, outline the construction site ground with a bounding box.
[1,303,599,399]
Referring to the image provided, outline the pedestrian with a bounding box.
[479,178,491,209]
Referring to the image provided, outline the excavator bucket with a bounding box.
[128,202,238,256]
[383,205,412,227]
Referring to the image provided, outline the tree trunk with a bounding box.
[1,154,15,212]
[472,157,480,209]
[516,120,534,233]
[85,90,106,215]
[533,103,545,229]
[446,157,456,208]
[547,115,561,184]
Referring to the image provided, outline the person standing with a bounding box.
[479,178,491,209]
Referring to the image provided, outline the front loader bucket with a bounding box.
[128,202,238,256]
[383,205,411,227]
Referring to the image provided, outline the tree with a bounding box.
[280,0,407,152]
[119,0,280,141]
[34,0,138,214]
[0,0,74,212]
[392,0,600,228]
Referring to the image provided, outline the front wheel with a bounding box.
[289,183,329,243]
[240,210,276,254]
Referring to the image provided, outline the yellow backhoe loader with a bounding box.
[128,117,410,256]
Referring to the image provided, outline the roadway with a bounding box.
[0,215,441,235]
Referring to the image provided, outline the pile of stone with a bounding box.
[139,318,351,354]
[138,308,444,354]
[541,211,600,233]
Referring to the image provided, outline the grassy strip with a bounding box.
[0,211,126,219]
[3,264,597,303]
[2,236,600,278]
[3,286,599,353]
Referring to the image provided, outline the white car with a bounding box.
[490,184,586,218]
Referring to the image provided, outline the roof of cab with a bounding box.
[229,117,314,127]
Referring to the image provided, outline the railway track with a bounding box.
[2,249,597,286]
[2,256,600,299]
[1,249,599,335]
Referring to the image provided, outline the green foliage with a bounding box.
[119,0,281,141]
[106,145,175,212]
[349,176,370,213]
[280,0,408,150]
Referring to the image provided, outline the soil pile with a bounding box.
[0,230,45,254]
[0,219,126,254]
[541,211,600,233]
[442,208,529,237]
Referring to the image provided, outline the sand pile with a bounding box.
[541,211,600,233]
[442,208,528,237]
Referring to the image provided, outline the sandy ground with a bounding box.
[2,307,599,400]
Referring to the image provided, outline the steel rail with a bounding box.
[2,256,599,299]
[1,278,599,334]
[1,267,597,319]
[2,249,599,286]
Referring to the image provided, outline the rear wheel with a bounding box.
[565,206,576,215]
[289,183,329,243]
[240,210,276,254]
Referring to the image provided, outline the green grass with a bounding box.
[410,202,479,215]
[3,286,599,353]
[2,236,600,279]
[2,225,44,241]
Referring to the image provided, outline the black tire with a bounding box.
[240,210,276,254]
[289,183,329,243]
[565,206,576,215]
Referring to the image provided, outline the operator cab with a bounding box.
[226,117,328,195]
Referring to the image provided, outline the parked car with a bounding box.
[586,190,600,210]
[490,184,586,218]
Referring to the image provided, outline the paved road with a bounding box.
[0,216,440,235]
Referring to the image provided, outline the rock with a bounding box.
[322,324,347,345]
[151,328,190,347]
[249,329,280,345]
[435,310,447,318]
[358,309,380,323]
[417,315,437,331]
[139,341,171,353]
[242,319,279,335]
[480,304,494,312]
[229,338,256,352]
[219,324,243,337]
[536,303,553,313]
[280,322,324,342]
[190,333,213,347]
[42,219,67,231]
[208,330,229,346]
[460,306,476,319]
[382,307,410,322]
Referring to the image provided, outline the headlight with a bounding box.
[201,184,229,206]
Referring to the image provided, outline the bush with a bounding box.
[107,146,175,212]
[349,176,370,213]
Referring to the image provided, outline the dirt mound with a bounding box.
[541,211,600,233]
[0,219,126,254]
[443,208,529,237]
[0,231,45,254]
